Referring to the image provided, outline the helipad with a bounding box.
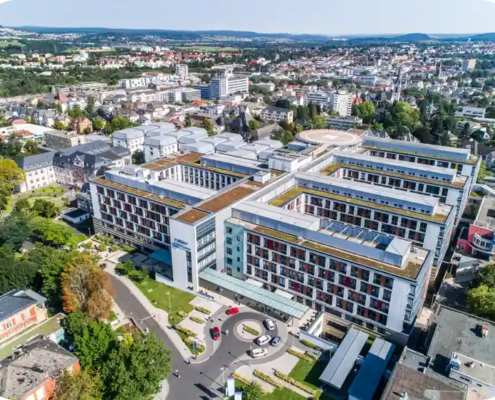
[297,129,363,147]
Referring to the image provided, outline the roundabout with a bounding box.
[297,128,363,147]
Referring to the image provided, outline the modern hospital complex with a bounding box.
[89,125,480,345]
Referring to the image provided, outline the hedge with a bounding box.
[190,316,205,324]
[243,325,261,336]
[121,245,134,252]
[253,370,282,388]
[176,325,197,338]
[300,339,317,349]
[232,374,267,395]
[287,348,315,362]
[274,370,317,396]
[184,337,205,354]
[194,306,212,315]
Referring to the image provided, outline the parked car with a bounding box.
[226,307,239,315]
[251,348,268,358]
[256,335,271,346]
[270,336,281,346]
[264,319,275,331]
[212,327,221,340]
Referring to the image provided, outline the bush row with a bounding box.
[194,306,212,315]
[274,370,317,396]
[287,348,315,363]
[232,373,267,395]
[253,370,282,388]
[184,338,205,354]
[176,325,197,338]
[300,339,317,349]
[190,316,205,324]
[243,325,261,336]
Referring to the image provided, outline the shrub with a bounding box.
[253,370,282,388]
[128,269,147,282]
[190,316,205,324]
[184,337,205,354]
[121,245,134,252]
[176,325,197,338]
[194,306,212,315]
[274,370,317,395]
[115,260,134,276]
[287,348,315,362]
[243,325,261,336]
[178,311,187,318]
[301,339,317,349]
[109,245,119,252]
[96,244,107,252]
[109,311,118,322]
[81,242,92,250]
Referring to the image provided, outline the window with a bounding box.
[226,248,232,255]
[226,227,232,234]
[227,258,232,265]
[226,237,232,245]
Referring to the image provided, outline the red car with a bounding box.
[226,307,239,315]
[212,327,220,340]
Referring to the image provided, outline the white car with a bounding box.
[256,335,272,346]
[251,348,268,358]
[264,319,275,331]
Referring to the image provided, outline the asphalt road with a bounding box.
[110,275,290,400]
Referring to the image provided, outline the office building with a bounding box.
[260,106,294,124]
[175,64,189,77]
[455,106,486,119]
[326,116,362,130]
[462,59,477,71]
[44,130,86,149]
[329,92,353,117]
[209,71,249,100]
[87,133,478,344]
[195,85,211,100]
[112,128,145,153]
[305,91,332,106]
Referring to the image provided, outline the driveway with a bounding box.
[110,275,293,400]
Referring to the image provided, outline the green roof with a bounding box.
[0,313,64,360]
[364,146,479,165]
[199,269,309,319]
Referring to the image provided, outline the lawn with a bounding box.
[0,41,22,47]
[228,383,334,400]
[289,358,333,398]
[2,185,70,217]
[134,276,195,325]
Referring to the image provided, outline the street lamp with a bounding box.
[220,367,226,396]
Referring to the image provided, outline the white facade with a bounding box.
[329,92,353,117]
[260,107,294,124]
[175,64,189,77]
[144,137,178,162]
[210,75,249,100]
[112,129,145,153]
[455,106,486,119]
[19,166,56,192]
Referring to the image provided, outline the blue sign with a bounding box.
[172,238,191,251]
[193,341,197,351]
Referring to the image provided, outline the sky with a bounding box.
[0,0,495,36]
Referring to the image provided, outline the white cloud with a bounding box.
[484,0,495,4]
[0,0,12,4]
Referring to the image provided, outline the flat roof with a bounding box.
[269,186,450,224]
[428,306,495,374]
[474,196,495,231]
[141,152,203,171]
[199,268,309,319]
[230,219,428,279]
[297,129,363,146]
[363,136,471,155]
[92,177,186,209]
[154,179,216,200]
[175,208,210,224]
[197,183,256,213]
[322,162,467,189]
[319,327,369,389]
[348,338,395,400]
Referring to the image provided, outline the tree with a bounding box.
[0,159,25,192]
[184,114,192,127]
[271,130,294,145]
[115,260,134,276]
[132,150,145,165]
[105,117,133,134]
[52,369,103,400]
[86,95,96,116]
[275,99,292,109]
[34,219,84,249]
[467,285,495,320]
[0,246,38,294]
[55,103,63,114]
[61,253,114,320]
[243,382,263,400]
[248,119,259,131]
[74,320,117,370]
[23,139,38,156]
[0,212,34,251]
[473,264,495,288]
[201,119,215,136]
[296,105,308,121]
[313,115,328,129]
[100,332,172,400]
[54,121,67,130]
[309,102,317,120]
[93,118,105,131]
[31,199,60,218]
[13,198,31,213]
[478,160,488,183]
[354,100,376,124]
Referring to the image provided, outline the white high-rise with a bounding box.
[175,64,189,77]
[209,70,249,100]
[329,92,353,117]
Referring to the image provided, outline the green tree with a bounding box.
[86,95,96,116]
[55,103,63,114]
[313,115,328,129]
[309,102,317,120]
[31,199,60,218]
[74,321,117,370]
[0,246,37,294]
[201,119,215,136]
[101,333,172,400]
[53,369,103,400]
[34,219,84,249]
[105,117,133,134]
[0,159,25,192]
[271,130,294,145]
[248,119,259,131]
[53,121,67,130]
[115,260,134,276]
[132,150,145,165]
[93,118,105,131]
[467,285,495,320]
[243,381,263,400]
[184,114,192,127]
[23,139,38,156]
[0,212,34,251]
[478,160,488,183]
[473,263,495,288]
[13,198,31,213]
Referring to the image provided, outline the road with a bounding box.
[110,275,289,400]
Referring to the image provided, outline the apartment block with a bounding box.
[112,128,145,153]
[326,116,363,130]
[44,130,86,149]
[454,106,486,119]
[260,106,294,124]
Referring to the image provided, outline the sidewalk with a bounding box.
[106,266,194,361]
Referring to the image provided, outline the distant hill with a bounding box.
[392,33,432,42]
[470,32,495,41]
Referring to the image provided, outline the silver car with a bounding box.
[264,319,275,331]
[270,336,281,346]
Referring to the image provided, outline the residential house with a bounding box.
[73,117,93,134]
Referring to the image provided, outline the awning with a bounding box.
[149,249,172,265]
[199,268,309,319]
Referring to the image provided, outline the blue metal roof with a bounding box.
[348,338,395,400]
[150,249,172,265]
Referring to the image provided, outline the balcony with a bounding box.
[471,234,495,254]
